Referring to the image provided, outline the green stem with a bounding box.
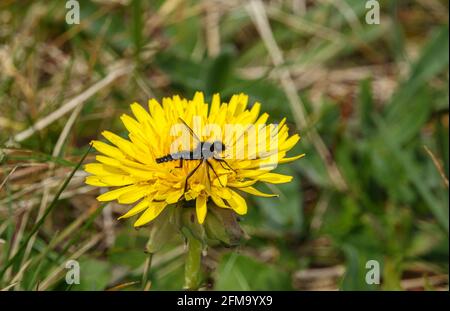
[183,232,203,290]
[142,252,153,290]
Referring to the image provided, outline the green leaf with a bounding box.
[253,166,303,234]
[215,253,292,290]
[374,116,449,233]
[340,244,381,291]
[386,25,449,119]
[358,78,375,136]
[205,48,234,95]
[155,52,207,93]
[131,0,143,59]
[384,87,431,145]
[71,258,112,291]
[108,249,147,270]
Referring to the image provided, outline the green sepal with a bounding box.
[180,206,206,243]
[145,204,179,254]
[204,204,246,247]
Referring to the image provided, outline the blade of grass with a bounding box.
[424,145,449,188]
[131,0,143,63]
[2,184,14,271]
[0,144,92,279]
[1,148,77,167]
[374,116,449,233]
[26,202,105,289]
[55,202,106,264]
[246,0,348,191]
[26,231,63,290]
[38,233,103,290]
[141,253,153,290]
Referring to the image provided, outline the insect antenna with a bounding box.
[178,117,201,143]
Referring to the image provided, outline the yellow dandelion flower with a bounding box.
[85,92,304,227]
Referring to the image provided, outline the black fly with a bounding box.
[156,118,234,198]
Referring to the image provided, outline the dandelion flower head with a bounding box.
[85,92,304,226]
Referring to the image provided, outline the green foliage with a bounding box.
[0,0,448,291]
[215,253,293,290]
[71,258,112,291]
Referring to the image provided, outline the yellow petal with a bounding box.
[278,153,305,164]
[213,104,228,126]
[237,153,305,171]
[128,133,149,154]
[210,193,230,209]
[118,199,150,219]
[236,169,267,179]
[192,91,205,105]
[95,155,122,167]
[215,186,232,200]
[134,201,167,227]
[84,163,107,175]
[280,134,300,151]
[227,189,247,215]
[130,102,151,124]
[102,131,137,159]
[227,94,239,117]
[99,175,135,186]
[256,172,293,184]
[120,166,155,179]
[255,112,269,125]
[247,102,261,124]
[235,93,248,115]
[85,176,108,186]
[92,140,125,159]
[239,186,278,198]
[84,163,125,176]
[165,188,184,204]
[242,154,305,170]
[212,174,228,187]
[119,158,156,171]
[196,194,207,224]
[148,98,165,121]
[121,117,151,152]
[208,93,221,122]
[121,114,143,137]
[154,187,171,201]
[227,179,257,188]
[118,186,150,204]
[97,185,136,201]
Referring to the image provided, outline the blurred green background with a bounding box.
[0,0,448,290]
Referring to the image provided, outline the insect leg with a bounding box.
[179,160,203,201]
[176,158,183,168]
[206,160,224,187]
[217,159,228,171]
[205,160,212,192]
[215,158,236,172]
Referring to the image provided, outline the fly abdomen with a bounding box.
[155,154,174,163]
[156,150,194,164]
